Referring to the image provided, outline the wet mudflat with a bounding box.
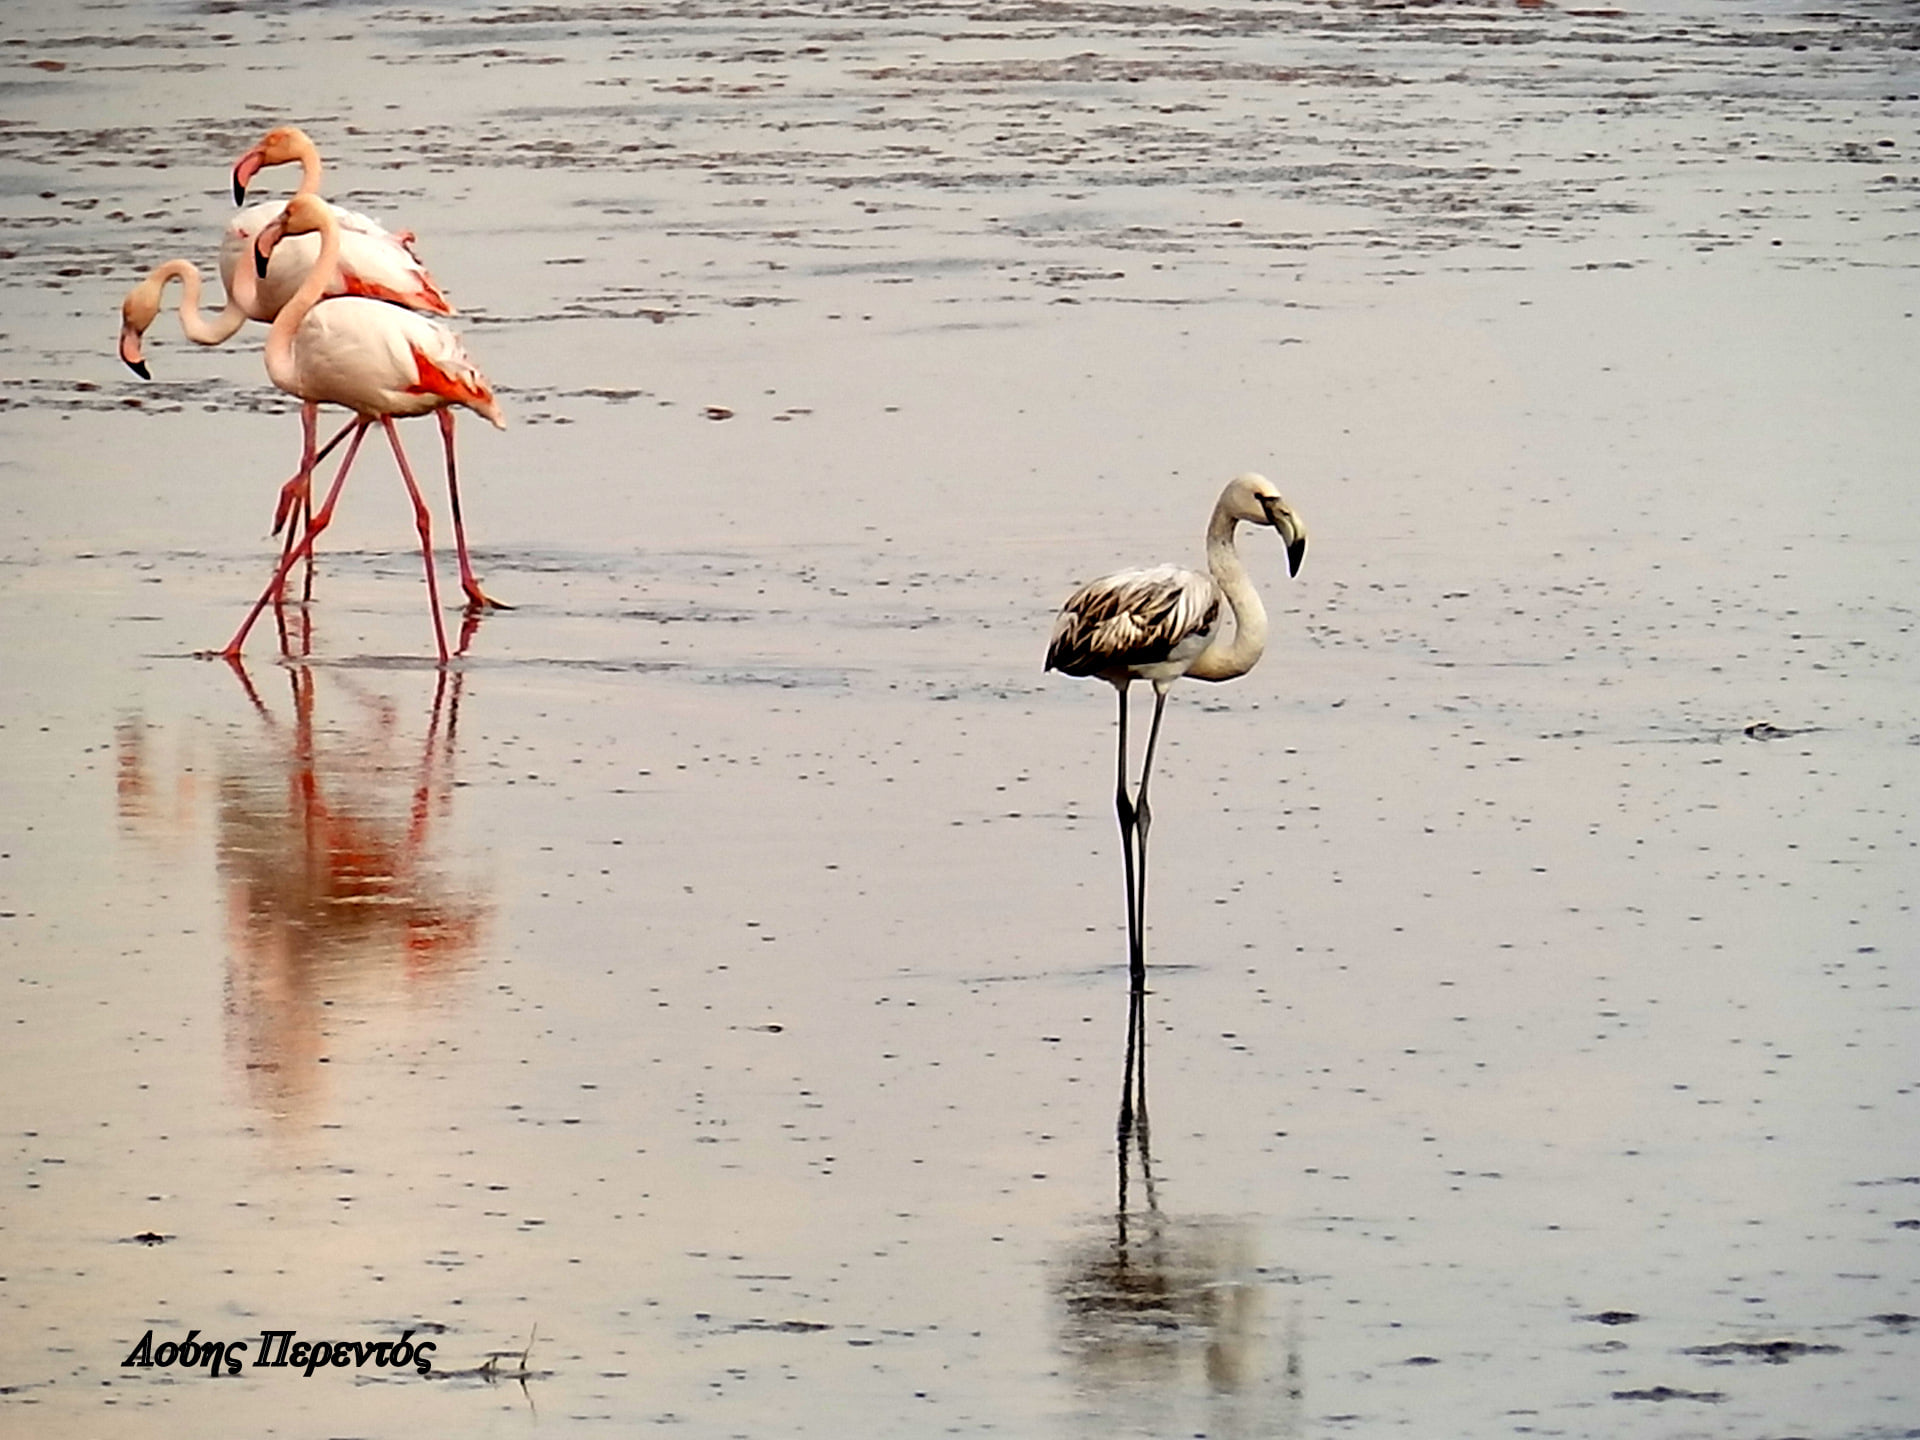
[2,0,1917,1435]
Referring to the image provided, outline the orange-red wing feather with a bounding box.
[407,343,495,412]
[343,269,453,315]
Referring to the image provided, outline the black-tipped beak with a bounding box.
[118,323,150,378]
[254,208,290,276]
[1258,495,1307,575]
[231,150,262,207]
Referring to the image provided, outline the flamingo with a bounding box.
[1045,472,1307,992]
[227,127,488,607]
[217,193,506,665]
[119,257,360,579]
[118,255,363,597]
[121,126,453,369]
[227,125,453,319]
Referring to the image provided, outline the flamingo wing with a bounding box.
[334,228,454,314]
[1046,564,1220,678]
[404,319,504,428]
[223,200,453,319]
[291,299,501,427]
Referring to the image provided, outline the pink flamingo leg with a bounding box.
[270,404,320,604]
[381,417,452,665]
[300,480,317,604]
[437,407,507,610]
[271,410,360,599]
[220,424,371,660]
[298,405,321,604]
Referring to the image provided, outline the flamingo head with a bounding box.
[232,125,318,205]
[252,193,332,277]
[117,272,170,379]
[1223,472,1308,576]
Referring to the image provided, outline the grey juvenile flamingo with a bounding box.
[1046,472,1307,991]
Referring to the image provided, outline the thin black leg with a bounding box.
[1112,682,1141,984]
[1129,687,1170,992]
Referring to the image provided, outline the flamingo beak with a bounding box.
[118,323,150,379]
[232,148,264,206]
[253,215,285,279]
[1259,495,1308,576]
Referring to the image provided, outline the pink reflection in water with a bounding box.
[116,644,490,1123]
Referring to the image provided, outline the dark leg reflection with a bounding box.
[1058,984,1304,1438]
[1117,983,1155,1238]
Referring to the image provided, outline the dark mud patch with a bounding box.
[1743,720,1825,741]
[1681,1338,1843,1364]
[1579,1309,1641,1325]
[852,56,1392,87]
[0,375,268,415]
[1612,1384,1727,1403]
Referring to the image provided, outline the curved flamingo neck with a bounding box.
[1185,506,1269,682]
[134,259,247,347]
[163,259,249,345]
[152,258,204,325]
[221,241,262,320]
[264,206,341,395]
[289,136,325,198]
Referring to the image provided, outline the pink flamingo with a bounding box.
[119,258,362,588]
[118,256,360,596]
[218,193,506,665]
[228,125,453,319]
[228,127,474,603]
[121,126,452,371]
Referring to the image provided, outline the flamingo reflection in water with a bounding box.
[217,657,487,1119]
[1054,989,1304,1437]
[116,651,489,1123]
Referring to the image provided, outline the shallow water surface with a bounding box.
[2,0,1917,1435]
